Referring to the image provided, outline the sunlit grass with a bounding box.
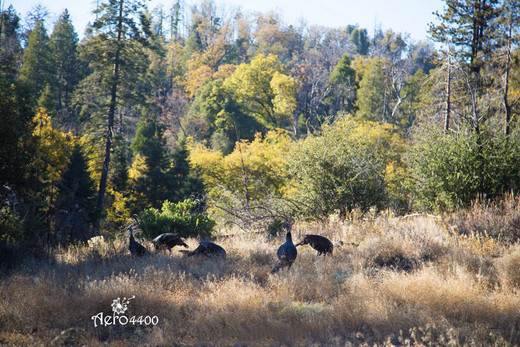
[1,215,519,345]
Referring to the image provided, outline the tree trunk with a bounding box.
[445,55,451,133]
[504,25,512,136]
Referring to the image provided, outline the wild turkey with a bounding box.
[182,241,226,258]
[128,226,148,256]
[271,222,297,273]
[295,234,333,256]
[152,233,189,252]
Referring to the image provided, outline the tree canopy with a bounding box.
[3,0,520,243]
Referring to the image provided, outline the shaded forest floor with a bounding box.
[1,214,520,346]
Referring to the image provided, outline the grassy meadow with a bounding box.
[1,211,520,346]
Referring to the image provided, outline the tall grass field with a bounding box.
[1,211,520,346]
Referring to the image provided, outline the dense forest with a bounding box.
[1,0,520,248]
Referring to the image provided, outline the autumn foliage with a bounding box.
[2,0,520,248]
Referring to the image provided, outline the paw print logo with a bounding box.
[111,296,135,315]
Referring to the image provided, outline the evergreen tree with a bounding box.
[326,53,357,114]
[350,28,369,55]
[169,139,205,202]
[79,0,149,220]
[59,144,96,215]
[129,110,173,210]
[429,0,501,135]
[0,5,22,81]
[355,57,389,122]
[170,0,182,41]
[54,143,97,243]
[183,18,203,62]
[329,54,356,86]
[18,20,55,108]
[0,8,39,244]
[0,53,35,206]
[50,10,81,123]
[37,84,56,117]
[493,0,520,135]
[429,0,499,75]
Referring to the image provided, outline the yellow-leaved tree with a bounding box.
[224,54,297,130]
[185,64,213,98]
[32,108,73,212]
[188,130,294,223]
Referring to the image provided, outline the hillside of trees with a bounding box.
[1,0,520,248]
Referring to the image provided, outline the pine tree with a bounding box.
[350,28,369,55]
[170,0,182,41]
[18,20,55,108]
[79,0,149,221]
[0,7,40,243]
[0,52,35,205]
[50,10,81,118]
[429,0,499,76]
[169,139,204,202]
[0,5,23,81]
[355,57,388,122]
[327,53,356,114]
[59,144,96,215]
[37,84,56,117]
[493,0,520,135]
[183,19,203,62]
[129,110,173,209]
[429,0,500,135]
[55,143,97,242]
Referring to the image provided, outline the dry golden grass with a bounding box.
[1,215,520,346]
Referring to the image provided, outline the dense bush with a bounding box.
[137,199,215,239]
[408,127,520,212]
[287,115,405,217]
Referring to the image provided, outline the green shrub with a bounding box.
[137,199,215,239]
[408,126,520,212]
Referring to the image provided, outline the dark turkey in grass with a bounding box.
[152,233,189,252]
[271,222,297,274]
[181,241,226,258]
[295,234,333,256]
[128,226,149,256]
